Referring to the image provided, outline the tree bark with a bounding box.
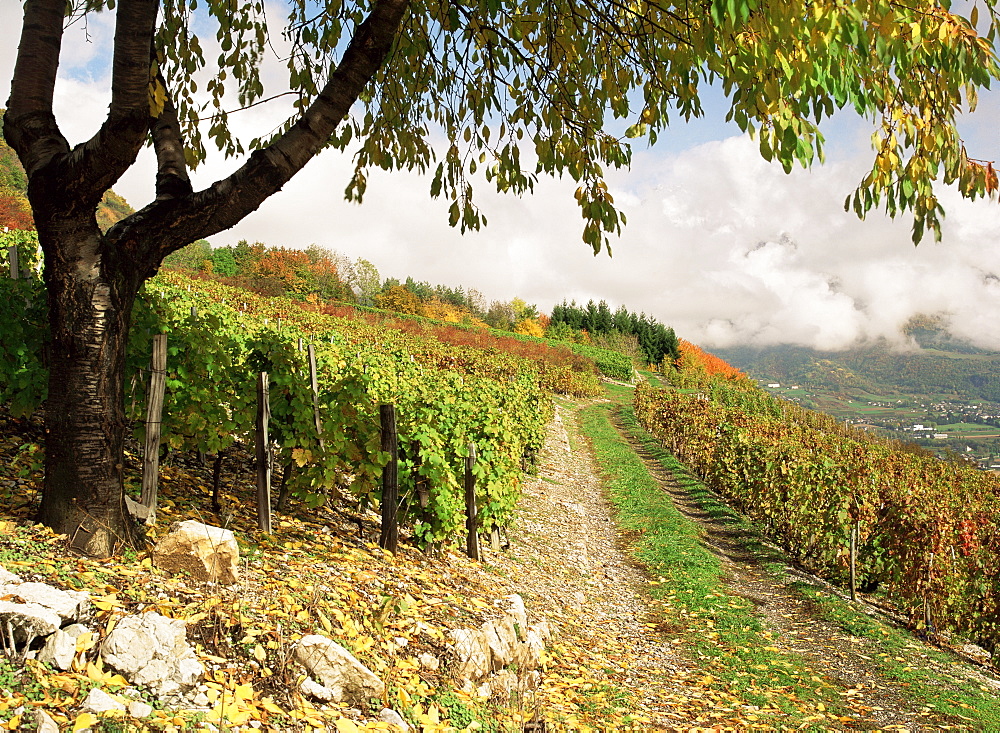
[38,218,143,555]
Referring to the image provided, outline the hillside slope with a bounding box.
[2,386,1000,730]
[715,341,1000,402]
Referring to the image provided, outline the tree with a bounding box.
[5,0,999,555]
[376,284,424,315]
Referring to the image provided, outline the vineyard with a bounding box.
[635,374,1000,652]
[0,266,623,547]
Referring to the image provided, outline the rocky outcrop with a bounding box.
[447,594,551,695]
[293,634,385,707]
[101,612,204,695]
[152,520,240,584]
[0,568,90,646]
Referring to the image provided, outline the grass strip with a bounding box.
[578,401,851,722]
[611,392,1000,728]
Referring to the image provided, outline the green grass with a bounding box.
[791,582,1000,728]
[578,399,849,720]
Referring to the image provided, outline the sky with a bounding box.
[4,4,1000,352]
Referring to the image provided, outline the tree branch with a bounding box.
[4,0,70,180]
[113,0,411,270]
[151,73,193,201]
[73,0,159,202]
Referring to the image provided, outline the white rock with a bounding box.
[417,652,439,671]
[0,600,61,642]
[0,565,20,585]
[299,676,338,702]
[505,595,528,632]
[33,709,59,733]
[393,636,408,647]
[39,623,90,671]
[82,687,126,714]
[447,628,491,682]
[379,707,410,730]
[5,582,90,622]
[481,620,515,669]
[127,700,154,719]
[293,635,385,706]
[101,612,204,695]
[152,520,240,584]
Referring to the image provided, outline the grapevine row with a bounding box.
[634,379,1000,651]
[0,272,597,546]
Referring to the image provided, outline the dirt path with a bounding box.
[497,399,1000,730]
[499,403,755,729]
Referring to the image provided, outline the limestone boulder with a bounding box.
[0,600,61,642]
[152,520,240,584]
[0,564,20,585]
[448,627,492,681]
[38,623,91,671]
[101,612,204,695]
[293,634,385,707]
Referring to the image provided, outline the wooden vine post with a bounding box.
[307,344,325,451]
[464,442,479,560]
[139,334,167,522]
[256,372,273,533]
[379,404,399,553]
[7,245,18,280]
[849,520,858,602]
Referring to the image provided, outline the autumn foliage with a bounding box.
[0,186,32,231]
[676,339,747,381]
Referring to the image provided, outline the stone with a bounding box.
[513,627,546,670]
[379,707,410,730]
[127,700,154,719]
[33,709,59,733]
[299,676,338,702]
[448,628,491,681]
[0,564,20,586]
[293,634,385,707]
[101,612,204,695]
[124,495,151,524]
[0,600,61,642]
[82,687,126,714]
[504,595,528,632]
[481,620,516,669]
[3,582,90,622]
[417,652,439,671]
[152,521,240,584]
[38,623,91,671]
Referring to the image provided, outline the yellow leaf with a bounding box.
[252,644,266,661]
[74,632,95,654]
[73,712,98,732]
[234,683,254,701]
[6,716,21,731]
[317,610,333,634]
[86,661,105,682]
[335,719,360,733]
[92,595,118,612]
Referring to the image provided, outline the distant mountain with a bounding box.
[0,112,135,231]
[714,339,1000,403]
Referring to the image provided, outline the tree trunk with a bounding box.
[38,221,141,556]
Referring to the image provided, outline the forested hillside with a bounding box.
[715,341,1000,402]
